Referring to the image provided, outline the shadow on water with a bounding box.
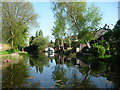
[2,52,120,89]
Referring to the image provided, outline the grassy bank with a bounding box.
[0,49,22,55]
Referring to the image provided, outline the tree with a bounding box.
[104,20,120,54]
[31,36,49,51]
[36,30,39,37]
[78,4,102,46]
[39,29,43,37]
[36,29,43,37]
[2,2,37,49]
[29,29,49,51]
[51,2,102,48]
[51,6,66,49]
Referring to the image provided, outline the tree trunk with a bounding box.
[10,31,14,49]
[85,40,91,48]
[11,39,13,49]
[69,38,71,48]
[58,39,60,49]
[61,38,64,50]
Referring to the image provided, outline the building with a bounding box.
[118,1,120,20]
[95,29,108,39]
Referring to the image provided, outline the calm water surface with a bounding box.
[2,53,120,88]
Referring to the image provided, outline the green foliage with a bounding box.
[103,20,120,54]
[48,40,54,47]
[78,30,95,43]
[0,49,21,55]
[0,51,11,55]
[39,30,43,37]
[36,30,39,37]
[78,40,85,44]
[29,36,35,46]
[31,36,49,51]
[51,6,66,48]
[2,2,37,49]
[98,40,110,50]
[51,2,102,47]
[71,41,80,53]
[112,20,120,53]
[31,29,49,51]
[51,7,66,38]
[92,43,106,57]
[90,40,110,57]
[36,30,43,37]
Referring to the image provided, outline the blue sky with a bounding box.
[31,2,118,41]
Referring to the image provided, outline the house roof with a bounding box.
[95,29,108,38]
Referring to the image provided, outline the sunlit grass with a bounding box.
[0,49,21,55]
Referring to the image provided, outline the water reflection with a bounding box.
[29,53,50,74]
[52,55,97,88]
[52,54,118,88]
[51,65,98,88]
[45,52,54,58]
[2,54,29,88]
[2,53,120,88]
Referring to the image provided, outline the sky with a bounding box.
[31,2,119,41]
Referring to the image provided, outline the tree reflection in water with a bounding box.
[52,55,98,88]
[2,54,29,88]
[29,52,50,74]
[2,52,120,88]
[52,54,120,88]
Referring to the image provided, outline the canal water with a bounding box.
[2,53,120,88]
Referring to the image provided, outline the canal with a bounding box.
[2,52,120,88]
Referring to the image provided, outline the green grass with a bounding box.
[0,51,11,55]
[98,55,112,59]
[0,49,21,55]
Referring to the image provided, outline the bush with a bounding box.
[98,40,110,51]
[31,36,49,51]
[90,39,110,58]
[91,43,106,57]
[92,43,106,57]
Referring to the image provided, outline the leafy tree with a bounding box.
[2,2,37,49]
[31,36,49,51]
[51,7,66,49]
[29,36,35,46]
[103,20,120,54]
[39,29,43,37]
[112,20,120,54]
[35,29,43,37]
[28,29,49,51]
[51,2,102,48]
[48,40,54,47]
[36,30,39,37]
[90,40,110,57]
